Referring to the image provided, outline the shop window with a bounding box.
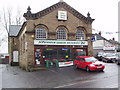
[76,29,85,40]
[43,48,71,60]
[23,34,25,53]
[57,28,66,40]
[43,48,57,59]
[36,27,47,39]
[35,49,41,64]
[58,48,71,59]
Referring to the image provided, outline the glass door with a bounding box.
[73,49,87,59]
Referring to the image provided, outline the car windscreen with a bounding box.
[98,52,104,55]
[106,53,116,57]
[85,57,97,62]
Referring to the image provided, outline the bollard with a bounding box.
[52,60,59,67]
[50,61,54,66]
[45,60,49,68]
[55,60,59,67]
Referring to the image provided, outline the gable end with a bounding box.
[23,2,94,24]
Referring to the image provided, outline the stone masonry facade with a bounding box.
[9,1,94,70]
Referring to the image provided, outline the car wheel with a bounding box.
[105,60,107,63]
[103,59,106,62]
[112,60,116,63]
[117,62,120,65]
[100,69,104,72]
[86,66,90,72]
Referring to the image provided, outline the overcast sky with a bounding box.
[0,0,119,38]
[0,0,119,53]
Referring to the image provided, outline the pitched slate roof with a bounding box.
[23,1,94,24]
[93,33,120,45]
[9,25,22,36]
[92,33,107,40]
[108,40,120,45]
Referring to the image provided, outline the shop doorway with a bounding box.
[73,49,87,59]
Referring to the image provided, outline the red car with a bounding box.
[74,56,105,72]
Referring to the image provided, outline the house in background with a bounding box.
[108,39,120,51]
[9,25,21,65]
[0,53,9,64]
[93,32,120,57]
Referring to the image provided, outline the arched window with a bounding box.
[76,29,85,40]
[36,27,47,39]
[57,28,66,40]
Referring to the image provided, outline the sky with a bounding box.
[0,0,119,53]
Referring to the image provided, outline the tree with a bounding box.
[2,7,23,34]
[15,8,23,25]
[0,7,24,53]
[3,8,11,34]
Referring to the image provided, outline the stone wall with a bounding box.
[9,37,19,65]
[18,7,93,70]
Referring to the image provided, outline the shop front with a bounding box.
[34,40,88,67]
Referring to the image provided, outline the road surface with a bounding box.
[0,63,119,89]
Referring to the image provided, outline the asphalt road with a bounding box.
[55,63,118,88]
[0,63,119,89]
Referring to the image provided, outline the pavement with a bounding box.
[0,64,3,90]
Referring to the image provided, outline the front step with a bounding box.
[26,65,47,72]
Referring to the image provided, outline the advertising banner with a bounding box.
[58,61,73,67]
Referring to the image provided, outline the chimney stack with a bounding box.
[112,37,115,41]
[59,0,64,2]
[98,31,101,36]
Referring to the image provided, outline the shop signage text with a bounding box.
[34,40,88,46]
[103,46,115,50]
